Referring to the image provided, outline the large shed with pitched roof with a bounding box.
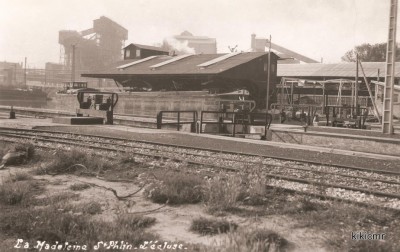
[82,52,279,108]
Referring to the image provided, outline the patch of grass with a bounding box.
[204,175,243,213]
[13,142,35,160]
[0,142,9,157]
[0,206,158,246]
[0,181,31,205]
[8,172,33,182]
[69,183,91,191]
[239,169,269,206]
[80,202,103,215]
[40,201,102,216]
[34,192,80,206]
[0,173,164,249]
[116,214,156,229]
[0,174,42,206]
[37,148,112,175]
[283,196,326,214]
[0,142,39,167]
[144,172,204,204]
[186,228,292,252]
[292,202,400,251]
[190,217,238,235]
[246,229,291,252]
[348,240,395,252]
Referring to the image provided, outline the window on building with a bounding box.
[125,49,130,58]
[136,49,141,58]
[264,63,275,73]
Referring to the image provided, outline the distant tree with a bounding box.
[341,43,391,62]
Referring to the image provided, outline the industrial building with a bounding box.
[251,34,319,64]
[58,16,128,74]
[0,61,23,87]
[82,52,278,110]
[123,44,169,60]
[277,62,400,117]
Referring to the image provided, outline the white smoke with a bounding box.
[164,37,195,55]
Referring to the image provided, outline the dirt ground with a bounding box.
[0,163,329,252]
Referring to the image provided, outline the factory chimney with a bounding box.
[251,34,256,51]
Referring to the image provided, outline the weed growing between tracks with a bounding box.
[0,141,41,168]
[203,175,243,213]
[36,148,113,176]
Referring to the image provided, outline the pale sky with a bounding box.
[0,0,394,68]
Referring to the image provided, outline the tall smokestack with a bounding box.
[251,34,256,51]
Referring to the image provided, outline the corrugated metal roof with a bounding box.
[83,52,271,77]
[277,62,400,78]
[116,56,158,69]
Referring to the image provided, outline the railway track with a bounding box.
[1,127,400,211]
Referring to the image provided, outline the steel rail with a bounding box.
[264,185,400,213]
[1,129,400,187]
[3,132,398,212]
[1,133,400,201]
[1,126,400,176]
[0,133,238,171]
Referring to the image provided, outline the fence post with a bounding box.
[177,112,180,131]
[218,114,223,133]
[264,113,268,139]
[9,106,16,119]
[325,107,329,126]
[157,112,162,129]
[191,111,197,133]
[200,111,204,133]
[106,111,113,125]
[232,113,236,137]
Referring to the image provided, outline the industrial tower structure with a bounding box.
[382,0,398,134]
[59,16,128,75]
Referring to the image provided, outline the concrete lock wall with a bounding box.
[115,91,220,118]
[46,95,79,112]
[271,130,400,156]
[45,91,221,118]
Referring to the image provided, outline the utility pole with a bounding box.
[71,44,76,82]
[355,54,359,117]
[382,0,398,134]
[266,35,272,111]
[359,60,381,123]
[13,64,17,86]
[24,57,27,87]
